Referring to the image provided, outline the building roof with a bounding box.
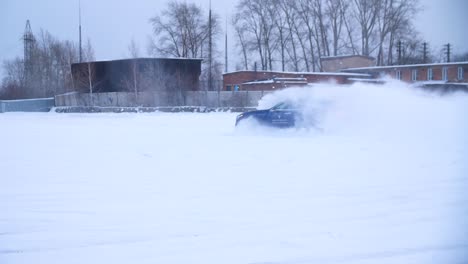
[243,77,308,85]
[223,70,371,77]
[74,57,204,65]
[344,61,468,71]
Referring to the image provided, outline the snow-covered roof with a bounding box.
[75,57,204,64]
[348,78,384,83]
[242,77,309,85]
[224,70,371,77]
[306,72,371,77]
[344,61,468,71]
[273,77,307,81]
[242,80,275,85]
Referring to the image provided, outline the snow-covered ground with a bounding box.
[1,82,468,264]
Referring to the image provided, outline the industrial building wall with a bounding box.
[71,58,202,94]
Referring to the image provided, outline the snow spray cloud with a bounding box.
[254,80,468,140]
[240,80,468,262]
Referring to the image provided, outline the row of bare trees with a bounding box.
[233,0,421,72]
[1,30,94,100]
[145,0,467,76]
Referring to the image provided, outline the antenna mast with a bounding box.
[79,0,83,62]
[208,0,212,91]
[225,16,228,73]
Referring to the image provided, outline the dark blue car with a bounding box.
[235,102,301,128]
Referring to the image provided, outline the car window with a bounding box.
[271,102,293,110]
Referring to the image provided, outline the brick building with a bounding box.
[222,71,371,91]
[343,62,468,83]
[321,55,375,72]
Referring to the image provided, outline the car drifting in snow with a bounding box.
[235,102,302,128]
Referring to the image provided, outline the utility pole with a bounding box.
[79,0,82,62]
[396,40,402,65]
[208,0,212,92]
[225,18,228,73]
[422,42,428,64]
[445,43,451,63]
[23,20,35,94]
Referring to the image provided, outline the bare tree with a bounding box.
[234,0,265,70]
[375,0,419,65]
[149,1,221,91]
[342,1,359,54]
[233,13,250,70]
[1,28,92,99]
[295,0,317,71]
[353,0,381,56]
[313,0,330,57]
[270,0,289,71]
[326,0,347,56]
[82,38,95,61]
[0,58,26,99]
[149,1,218,59]
[122,39,141,105]
[128,38,140,58]
[280,1,301,71]
[73,61,103,106]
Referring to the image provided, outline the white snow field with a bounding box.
[1,82,468,264]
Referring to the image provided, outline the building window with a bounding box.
[442,67,448,81]
[396,70,402,80]
[427,68,433,81]
[226,85,232,91]
[412,69,418,81]
[458,67,464,80]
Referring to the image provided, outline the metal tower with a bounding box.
[23,19,35,85]
[23,20,34,67]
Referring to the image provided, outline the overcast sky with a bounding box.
[1,0,467,76]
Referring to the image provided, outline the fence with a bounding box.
[55,91,273,108]
[0,98,55,113]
